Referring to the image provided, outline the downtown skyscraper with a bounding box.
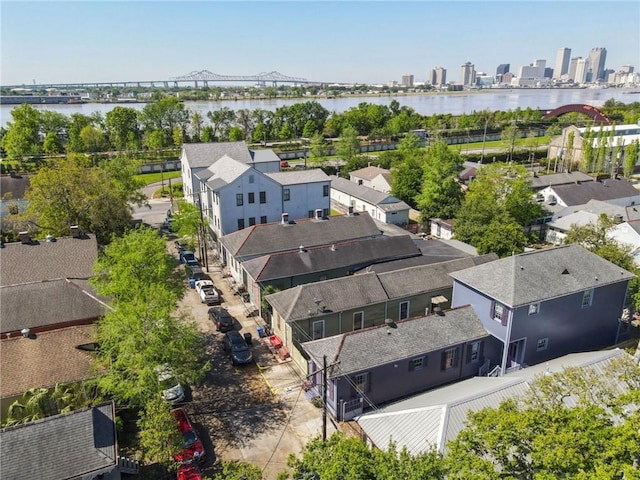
[587,47,607,82]
[554,47,571,78]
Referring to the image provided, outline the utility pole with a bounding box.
[322,354,328,441]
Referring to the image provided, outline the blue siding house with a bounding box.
[450,244,635,375]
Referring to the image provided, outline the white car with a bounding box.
[155,364,185,404]
[195,280,220,305]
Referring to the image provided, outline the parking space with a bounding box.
[171,238,335,479]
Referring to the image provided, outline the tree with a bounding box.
[501,121,519,162]
[23,154,139,244]
[218,461,264,480]
[1,104,42,158]
[207,107,235,141]
[67,113,94,153]
[79,125,108,153]
[105,106,140,151]
[229,125,244,141]
[624,139,639,178]
[171,200,202,253]
[190,111,204,143]
[390,156,423,208]
[415,140,464,220]
[42,132,63,155]
[336,126,361,163]
[445,357,640,479]
[308,132,329,167]
[137,396,182,466]
[284,433,446,480]
[140,97,189,146]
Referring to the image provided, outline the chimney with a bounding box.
[18,231,31,244]
[281,213,289,224]
[70,225,80,238]
[315,209,323,220]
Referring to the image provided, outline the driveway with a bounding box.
[172,240,335,479]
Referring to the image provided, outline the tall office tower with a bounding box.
[621,64,634,74]
[554,47,571,78]
[544,67,553,78]
[587,47,607,82]
[533,59,546,69]
[495,63,509,82]
[401,74,414,87]
[429,67,447,86]
[568,57,582,81]
[574,58,588,84]
[460,62,475,85]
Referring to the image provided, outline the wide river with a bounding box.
[2,88,639,128]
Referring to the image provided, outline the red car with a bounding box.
[177,465,203,480]
[171,408,205,464]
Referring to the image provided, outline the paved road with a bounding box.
[132,180,174,227]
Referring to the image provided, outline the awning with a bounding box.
[431,295,448,304]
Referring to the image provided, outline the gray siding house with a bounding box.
[450,244,635,375]
[301,306,502,421]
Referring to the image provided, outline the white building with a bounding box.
[554,47,571,79]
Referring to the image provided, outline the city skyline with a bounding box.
[1,1,639,86]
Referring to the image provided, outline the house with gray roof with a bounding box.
[330,175,410,225]
[538,176,640,209]
[356,348,633,455]
[349,165,392,193]
[451,244,635,375]
[529,170,594,191]
[181,141,331,240]
[266,254,497,372]
[301,305,502,421]
[242,235,421,305]
[1,401,121,479]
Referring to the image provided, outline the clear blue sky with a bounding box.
[2,1,639,86]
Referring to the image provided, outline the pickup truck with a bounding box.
[195,280,221,305]
[180,250,199,267]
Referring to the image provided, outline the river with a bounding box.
[2,88,639,128]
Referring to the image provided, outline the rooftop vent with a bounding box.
[18,231,31,244]
[70,225,80,238]
[281,213,289,224]
[330,244,336,251]
[21,328,30,338]
[614,214,624,223]
[299,245,306,253]
[562,268,570,275]
[384,318,397,328]
[314,209,323,220]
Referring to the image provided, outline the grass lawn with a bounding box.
[134,171,182,185]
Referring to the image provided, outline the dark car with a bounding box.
[209,307,234,332]
[187,265,206,281]
[180,250,198,267]
[175,240,187,253]
[222,330,253,365]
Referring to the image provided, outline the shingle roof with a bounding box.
[265,169,330,185]
[529,171,593,189]
[0,324,97,399]
[548,211,600,232]
[0,235,97,286]
[350,165,390,181]
[356,349,629,455]
[450,244,635,307]
[302,305,487,376]
[250,149,281,163]
[377,254,498,299]
[267,272,389,322]
[243,235,420,282]
[0,402,117,479]
[220,213,382,260]
[330,176,410,211]
[553,199,627,221]
[551,177,639,206]
[1,279,108,333]
[205,154,251,185]
[182,141,252,168]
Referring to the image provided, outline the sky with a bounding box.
[1,1,639,86]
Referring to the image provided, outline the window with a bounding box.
[248,192,255,204]
[236,193,243,206]
[323,208,330,218]
[260,216,267,224]
[283,188,290,201]
[323,185,329,197]
[467,341,481,363]
[353,311,364,331]
[312,320,324,340]
[493,302,504,322]
[441,348,458,370]
[249,217,256,226]
[582,289,593,308]
[399,301,409,320]
[237,219,245,230]
[259,191,266,204]
[409,357,425,371]
[249,174,255,184]
[537,338,549,351]
[528,303,540,315]
[353,372,369,393]
[308,210,314,218]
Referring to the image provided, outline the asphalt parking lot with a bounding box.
[171,238,336,479]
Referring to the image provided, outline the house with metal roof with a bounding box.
[451,245,635,375]
[181,142,331,240]
[330,175,410,225]
[301,305,502,421]
[355,348,632,455]
[349,165,392,193]
[1,401,124,479]
[265,254,497,372]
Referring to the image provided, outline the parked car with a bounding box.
[180,250,198,267]
[280,161,289,168]
[222,330,253,365]
[187,265,206,282]
[177,465,202,480]
[175,240,188,253]
[208,306,234,332]
[195,280,220,305]
[171,408,205,464]
[155,364,185,404]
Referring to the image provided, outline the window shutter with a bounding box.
[490,301,495,319]
[409,360,415,372]
[440,351,447,371]
[479,341,484,361]
[466,344,472,364]
[501,310,508,326]
[366,372,371,393]
[453,348,459,368]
